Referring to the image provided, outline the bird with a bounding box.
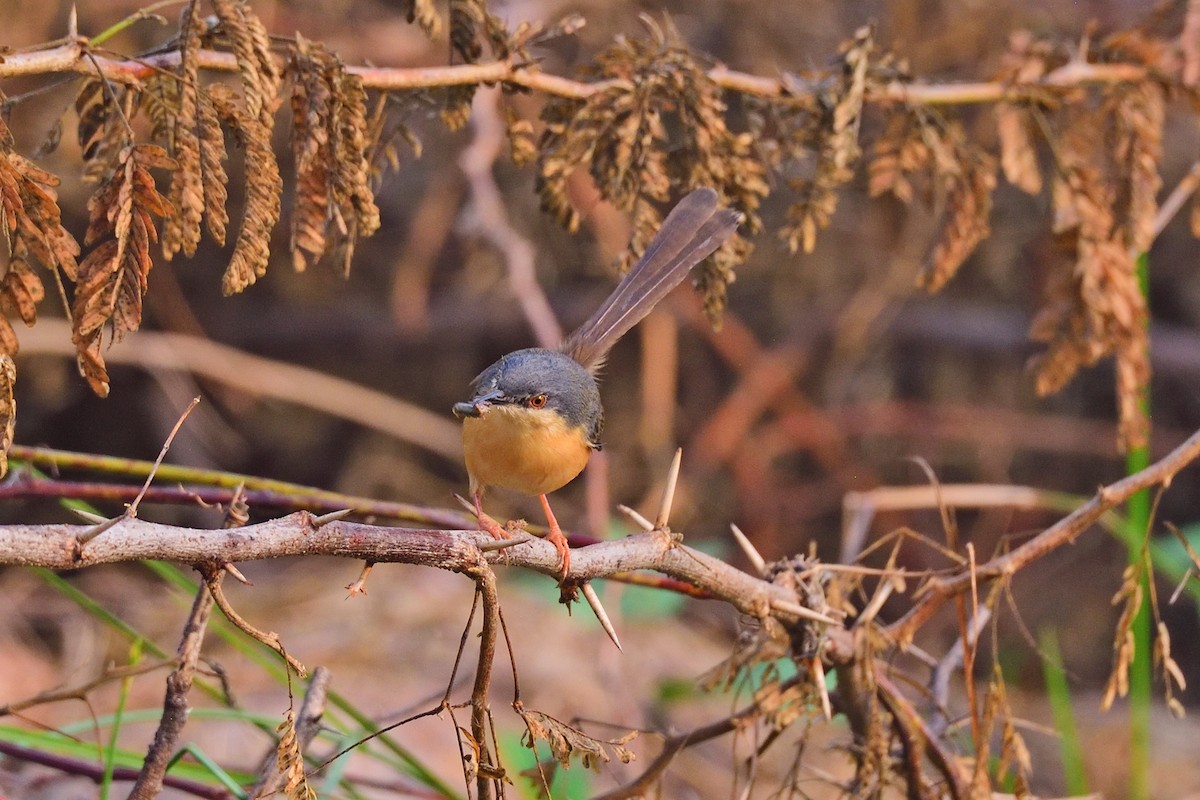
[452,187,742,580]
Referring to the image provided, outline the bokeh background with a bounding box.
[2,0,1200,797]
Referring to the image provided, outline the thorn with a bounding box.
[223,562,252,585]
[811,658,832,720]
[654,448,683,529]
[453,493,476,515]
[769,598,840,626]
[477,532,534,552]
[70,507,108,524]
[345,562,374,597]
[616,504,654,532]
[730,524,767,576]
[76,513,126,545]
[311,508,354,528]
[68,5,79,39]
[581,582,622,651]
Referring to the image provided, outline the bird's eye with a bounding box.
[528,394,548,409]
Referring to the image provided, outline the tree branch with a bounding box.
[889,427,1200,644]
[0,40,1153,106]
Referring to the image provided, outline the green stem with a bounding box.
[1125,251,1152,800]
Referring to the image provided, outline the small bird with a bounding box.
[453,188,741,579]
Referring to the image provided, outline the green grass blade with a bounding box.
[1038,627,1088,795]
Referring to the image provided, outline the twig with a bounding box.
[128,578,215,800]
[470,566,503,799]
[1152,158,1200,238]
[0,659,176,716]
[203,568,308,676]
[890,427,1200,644]
[0,741,233,799]
[0,514,834,634]
[8,445,474,528]
[592,677,802,800]
[128,396,200,517]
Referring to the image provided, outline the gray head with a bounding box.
[453,348,604,449]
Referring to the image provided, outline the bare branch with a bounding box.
[128,578,215,800]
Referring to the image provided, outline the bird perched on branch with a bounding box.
[453,187,741,580]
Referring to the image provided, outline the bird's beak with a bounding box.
[452,389,503,419]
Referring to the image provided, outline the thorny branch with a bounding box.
[128,576,215,800]
[889,427,1200,644]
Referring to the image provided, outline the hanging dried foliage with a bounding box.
[867,110,997,292]
[72,143,176,395]
[777,26,877,255]
[0,117,80,358]
[538,17,766,323]
[286,36,381,276]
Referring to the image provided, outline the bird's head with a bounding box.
[453,348,603,449]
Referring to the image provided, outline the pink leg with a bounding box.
[474,491,508,540]
[539,494,571,580]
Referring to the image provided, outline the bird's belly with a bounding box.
[462,406,592,496]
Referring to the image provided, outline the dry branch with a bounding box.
[0,41,1152,105]
[890,427,1200,643]
[0,512,817,621]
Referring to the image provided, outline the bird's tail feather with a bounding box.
[562,188,741,370]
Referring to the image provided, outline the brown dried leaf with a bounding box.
[210,85,282,294]
[400,0,442,39]
[0,354,14,478]
[0,121,80,350]
[518,709,636,772]
[210,0,281,125]
[1029,101,1151,451]
[995,103,1042,194]
[275,707,314,800]
[72,144,174,396]
[449,0,510,63]
[285,36,381,276]
[782,26,874,255]
[162,3,206,260]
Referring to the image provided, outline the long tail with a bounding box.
[562,188,741,371]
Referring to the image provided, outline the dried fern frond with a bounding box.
[780,25,878,255]
[1028,96,1151,451]
[400,0,442,39]
[449,0,511,63]
[0,117,80,356]
[72,143,176,396]
[0,355,14,478]
[285,36,381,276]
[538,17,766,323]
[209,84,282,295]
[75,78,139,184]
[923,127,997,293]
[210,0,281,125]
[159,2,213,260]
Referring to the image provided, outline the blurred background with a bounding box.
[2,0,1200,797]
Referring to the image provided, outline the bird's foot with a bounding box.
[477,511,509,540]
[546,523,571,582]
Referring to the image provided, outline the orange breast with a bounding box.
[462,405,592,497]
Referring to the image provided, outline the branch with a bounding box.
[889,427,1200,643]
[0,41,1152,107]
[0,512,827,627]
[128,578,215,800]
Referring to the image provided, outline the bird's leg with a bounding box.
[473,491,509,540]
[538,494,571,580]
